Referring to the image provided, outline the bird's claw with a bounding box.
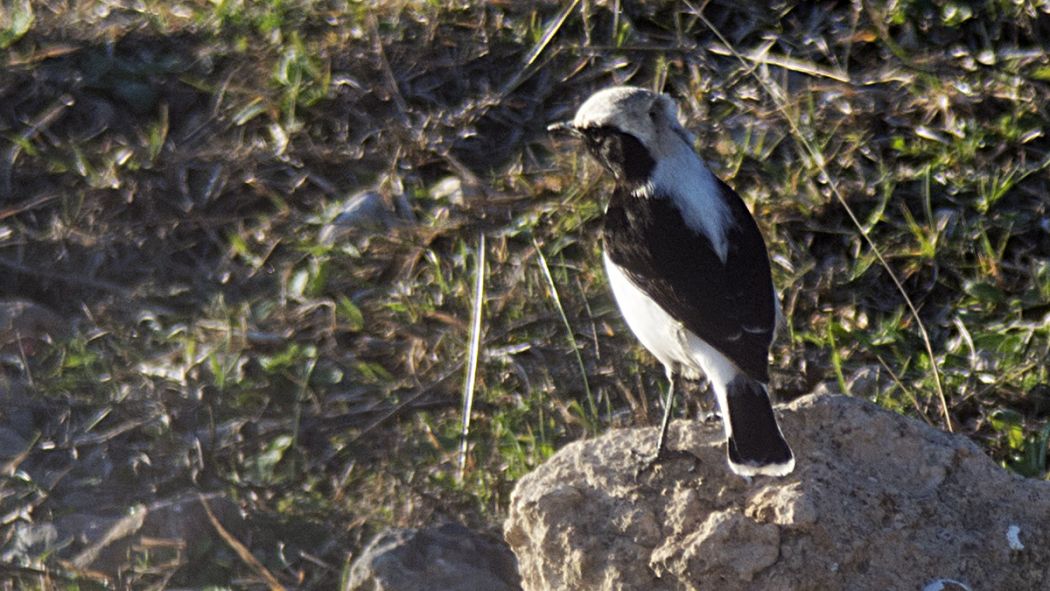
[630,445,695,480]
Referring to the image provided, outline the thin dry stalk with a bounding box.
[458,231,486,481]
[524,0,580,68]
[200,494,286,591]
[687,1,954,432]
[500,0,581,98]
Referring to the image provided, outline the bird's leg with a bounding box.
[698,377,721,423]
[653,366,676,459]
[633,367,693,477]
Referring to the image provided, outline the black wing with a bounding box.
[602,178,775,382]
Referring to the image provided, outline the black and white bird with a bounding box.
[554,86,794,477]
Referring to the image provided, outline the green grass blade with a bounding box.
[533,236,598,429]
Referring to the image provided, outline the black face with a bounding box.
[578,126,656,188]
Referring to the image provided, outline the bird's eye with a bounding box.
[648,108,659,121]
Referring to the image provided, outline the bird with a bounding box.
[551,86,794,477]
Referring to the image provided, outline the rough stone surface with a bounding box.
[319,190,399,244]
[6,493,245,575]
[0,299,68,354]
[65,493,245,573]
[348,523,521,591]
[505,394,1050,591]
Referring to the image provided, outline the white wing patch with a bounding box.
[649,146,734,262]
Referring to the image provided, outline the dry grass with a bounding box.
[0,0,1048,587]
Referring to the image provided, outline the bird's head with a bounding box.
[550,86,696,187]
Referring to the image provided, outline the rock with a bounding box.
[0,299,68,355]
[319,190,398,244]
[0,426,28,458]
[429,176,467,206]
[0,522,58,564]
[505,393,1050,591]
[844,365,889,399]
[0,379,41,441]
[347,523,521,591]
[52,493,244,576]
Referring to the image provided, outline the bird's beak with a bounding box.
[547,120,580,136]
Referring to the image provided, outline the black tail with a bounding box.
[725,374,794,476]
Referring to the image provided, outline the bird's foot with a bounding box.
[630,445,695,480]
[700,409,722,423]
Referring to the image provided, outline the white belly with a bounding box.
[602,252,740,389]
[603,252,693,374]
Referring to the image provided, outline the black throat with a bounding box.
[580,127,656,189]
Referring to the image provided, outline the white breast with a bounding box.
[603,252,742,391]
[603,252,701,379]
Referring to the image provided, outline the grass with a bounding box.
[1,0,1049,587]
